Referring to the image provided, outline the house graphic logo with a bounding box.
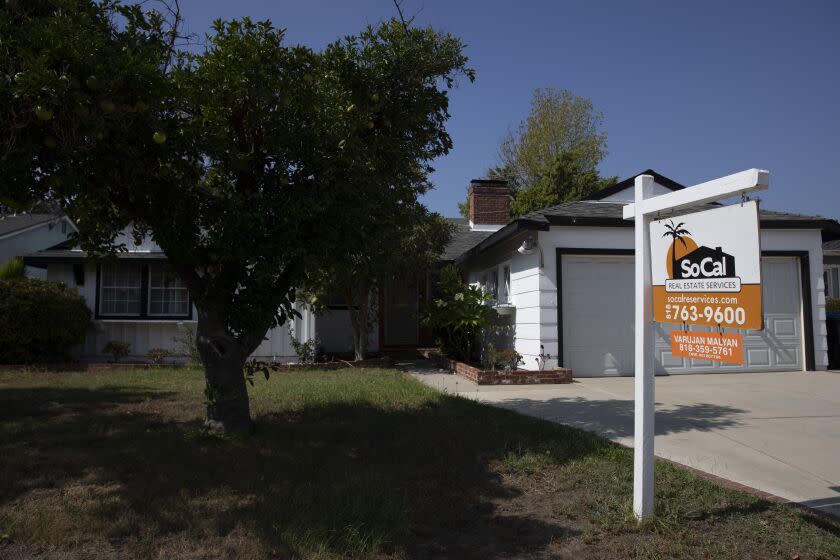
[674,246,736,279]
[661,220,741,292]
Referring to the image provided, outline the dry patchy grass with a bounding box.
[0,367,838,559]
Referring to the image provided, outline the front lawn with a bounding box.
[0,367,837,559]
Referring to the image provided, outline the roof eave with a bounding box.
[453,213,840,263]
[454,219,549,266]
[586,169,687,201]
[23,251,168,267]
[760,219,840,241]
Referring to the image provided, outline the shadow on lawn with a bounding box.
[493,397,747,439]
[0,383,593,559]
[0,385,174,421]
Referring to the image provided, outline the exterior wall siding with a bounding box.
[315,308,378,354]
[1,220,73,266]
[464,223,827,372]
[537,226,828,372]
[45,261,309,362]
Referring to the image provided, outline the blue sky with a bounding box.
[177,0,839,219]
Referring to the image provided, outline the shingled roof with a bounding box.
[825,240,840,254]
[516,200,840,229]
[456,170,840,265]
[441,218,495,261]
[0,213,63,238]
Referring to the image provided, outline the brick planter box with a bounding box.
[418,349,572,385]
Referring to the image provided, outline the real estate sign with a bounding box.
[670,330,744,364]
[650,201,762,330]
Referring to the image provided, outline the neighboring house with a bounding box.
[456,170,840,376]
[824,240,840,300]
[24,232,316,362]
[19,170,840,371]
[0,213,76,276]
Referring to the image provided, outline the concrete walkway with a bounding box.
[409,367,840,518]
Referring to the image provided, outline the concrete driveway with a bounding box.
[412,369,840,517]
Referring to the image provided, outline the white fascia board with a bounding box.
[469,222,505,232]
[623,168,769,220]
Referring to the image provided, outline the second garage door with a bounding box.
[560,254,804,376]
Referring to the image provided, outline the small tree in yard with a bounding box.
[103,340,131,363]
[0,1,472,432]
[308,203,453,361]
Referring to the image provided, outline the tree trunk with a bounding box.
[347,282,370,361]
[672,240,678,279]
[195,308,253,434]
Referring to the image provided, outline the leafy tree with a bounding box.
[498,88,607,189]
[458,88,609,218]
[509,149,616,217]
[308,202,453,360]
[0,1,472,432]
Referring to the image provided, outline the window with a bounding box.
[97,262,191,319]
[99,263,142,316]
[326,290,349,309]
[485,268,499,302]
[500,265,511,304]
[148,265,189,316]
[826,266,840,299]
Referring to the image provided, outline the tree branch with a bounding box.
[391,0,417,31]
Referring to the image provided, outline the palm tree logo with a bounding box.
[663,220,691,279]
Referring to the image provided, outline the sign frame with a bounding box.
[623,169,768,520]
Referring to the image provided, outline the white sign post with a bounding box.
[623,168,769,520]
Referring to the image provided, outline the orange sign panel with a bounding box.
[650,202,763,331]
[671,330,744,365]
[653,285,762,330]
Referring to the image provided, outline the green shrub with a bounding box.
[288,326,322,364]
[480,344,524,371]
[422,264,495,362]
[496,348,524,370]
[146,347,172,365]
[172,323,201,366]
[0,257,24,280]
[103,340,131,363]
[0,278,91,363]
[827,298,840,314]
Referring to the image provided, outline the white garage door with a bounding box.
[561,255,804,376]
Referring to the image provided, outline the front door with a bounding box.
[383,276,419,346]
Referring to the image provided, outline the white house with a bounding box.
[824,240,840,300]
[24,231,316,362]
[0,213,76,275]
[457,171,840,375]
[20,169,840,370]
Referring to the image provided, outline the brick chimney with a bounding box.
[468,179,512,231]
